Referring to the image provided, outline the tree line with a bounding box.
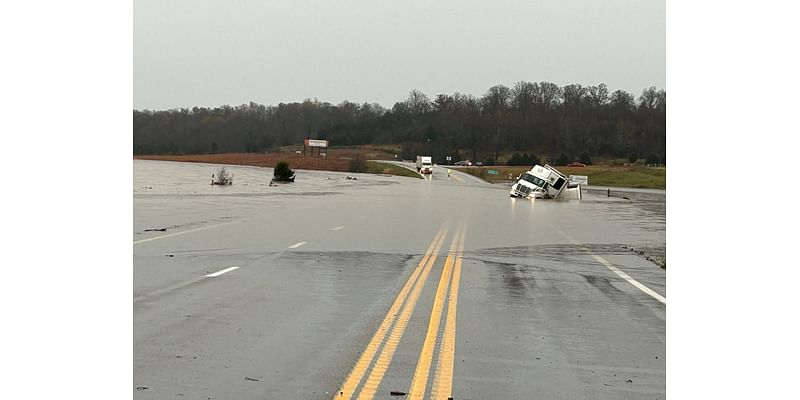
[134,82,665,165]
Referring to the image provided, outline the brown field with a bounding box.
[133,145,397,173]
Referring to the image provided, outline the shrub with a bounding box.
[349,154,366,173]
[628,155,638,164]
[579,152,592,165]
[554,153,570,166]
[274,161,294,180]
[212,167,233,185]
[646,154,660,165]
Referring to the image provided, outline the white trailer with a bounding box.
[416,155,433,174]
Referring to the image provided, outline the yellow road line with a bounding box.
[407,230,461,399]
[432,228,466,400]
[335,224,448,400]
[356,229,448,400]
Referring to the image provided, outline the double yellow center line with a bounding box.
[410,226,465,400]
[334,224,466,400]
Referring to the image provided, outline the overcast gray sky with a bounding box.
[134,0,664,110]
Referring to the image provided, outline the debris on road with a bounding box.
[389,390,407,396]
[244,377,260,382]
[144,228,167,232]
[136,386,148,391]
[622,245,666,269]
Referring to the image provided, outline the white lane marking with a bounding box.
[331,226,345,231]
[288,241,307,249]
[557,229,666,304]
[205,266,239,277]
[588,253,666,304]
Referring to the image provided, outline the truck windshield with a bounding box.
[521,173,547,188]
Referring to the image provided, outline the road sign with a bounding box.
[569,175,589,185]
[488,169,498,175]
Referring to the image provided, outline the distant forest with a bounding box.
[134,82,665,165]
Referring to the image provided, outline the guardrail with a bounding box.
[606,188,631,200]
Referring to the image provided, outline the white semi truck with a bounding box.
[416,155,433,174]
[510,164,581,199]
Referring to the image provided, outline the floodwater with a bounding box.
[134,159,666,400]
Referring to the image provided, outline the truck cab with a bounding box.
[510,164,569,199]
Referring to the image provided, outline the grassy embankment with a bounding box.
[364,161,422,179]
[460,165,666,190]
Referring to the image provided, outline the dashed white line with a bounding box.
[205,266,239,277]
[288,241,307,249]
[331,226,344,231]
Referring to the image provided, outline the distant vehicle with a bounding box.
[510,164,574,199]
[416,155,433,174]
[454,160,472,166]
[567,162,586,167]
[475,161,484,166]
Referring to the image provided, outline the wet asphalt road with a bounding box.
[134,160,666,400]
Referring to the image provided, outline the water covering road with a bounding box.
[134,159,666,399]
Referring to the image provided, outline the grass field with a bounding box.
[364,161,422,179]
[459,165,666,190]
[133,147,391,173]
[133,149,422,179]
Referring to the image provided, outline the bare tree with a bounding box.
[638,86,661,110]
[406,89,431,114]
[586,83,610,107]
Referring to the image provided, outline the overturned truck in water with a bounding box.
[510,164,582,200]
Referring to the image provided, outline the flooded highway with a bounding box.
[134,159,666,399]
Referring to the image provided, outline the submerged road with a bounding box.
[134,160,666,399]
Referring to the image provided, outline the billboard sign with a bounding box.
[304,139,329,148]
